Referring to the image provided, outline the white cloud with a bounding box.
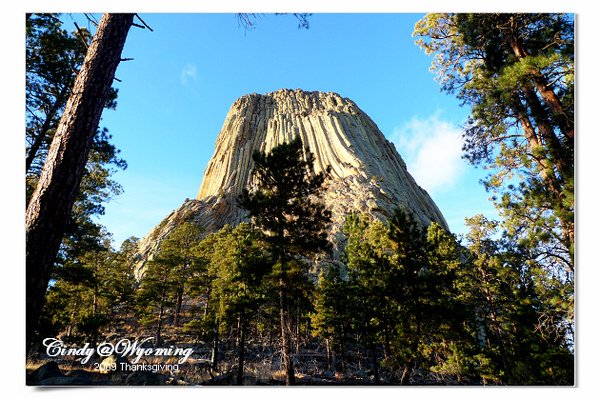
[180,64,198,86]
[391,113,465,195]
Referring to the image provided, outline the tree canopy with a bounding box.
[238,136,332,385]
[413,14,574,275]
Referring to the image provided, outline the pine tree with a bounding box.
[25,14,120,177]
[155,222,204,328]
[41,231,135,346]
[343,211,466,384]
[26,13,134,353]
[460,215,574,384]
[413,14,574,382]
[135,222,204,347]
[207,223,269,384]
[136,258,178,348]
[311,263,354,371]
[343,214,393,383]
[238,136,332,385]
[413,13,574,271]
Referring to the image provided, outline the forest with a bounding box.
[25,13,574,386]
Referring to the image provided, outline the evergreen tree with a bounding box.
[156,222,204,328]
[384,210,458,384]
[107,237,139,311]
[26,15,126,260]
[343,211,469,384]
[238,136,332,385]
[460,215,574,384]
[413,14,574,382]
[207,223,269,384]
[311,263,355,371]
[182,230,220,360]
[41,231,135,346]
[343,214,394,383]
[413,13,574,271]
[136,222,204,346]
[136,258,177,348]
[26,13,133,353]
[26,13,120,177]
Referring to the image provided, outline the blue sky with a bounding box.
[61,12,499,247]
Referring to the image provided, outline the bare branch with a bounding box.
[135,14,154,32]
[73,22,89,49]
[84,13,99,27]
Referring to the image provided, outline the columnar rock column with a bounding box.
[133,89,448,278]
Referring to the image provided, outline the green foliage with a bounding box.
[239,136,332,263]
[459,215,574,384]
[136,222,205,334]
[341,211,469,383]
[237,136,332,318]
[238,136,332,384]
[311,263,356,369]
[414,14,574,384]
[33,14,575,385]
[413,13,574,270]
[136,259,177,329]
[26,13,126,276]
[343,214,393,348]
[337,210,573,384]
[41,233,136,343]
[207,223,269,329]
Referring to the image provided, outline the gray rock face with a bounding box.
[37,376,94,385]
[133,89,447,279]
[28,361,63,384]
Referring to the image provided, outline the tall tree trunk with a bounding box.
[325,338,332,369]
[155,300,165,349]
[204,286,211,317]
[383,324,392,360]
[521,85,571,180]
[236,311,246,385]
[295,304,300,355]
[514,95,563,195]
[25,13,133,354]
[514,95,575,263]
[91,284,99,348]
[401,312,421,385]
[481,271,511,379]
[173,285,184,328]
[371,343,380,384]
[279,278,295,385]
[504,21,574,140]
[339,328,346,372]
[211,316,220,372]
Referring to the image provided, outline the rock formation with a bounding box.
[133,89,447,279]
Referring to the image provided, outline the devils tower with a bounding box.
[133,89,447,278]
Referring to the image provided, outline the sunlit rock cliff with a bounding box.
[133,89,447,279]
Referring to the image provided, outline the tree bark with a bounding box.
[504,21,574,141]
[521,85,571,179]
[513,97,561,192]
[173,285,184,328]
[155,294,165,349]
[25,13,133,354]
[279,277,295,385]
[211,316,220,372]
[236,311,246,385]
[514,94,574,255]
[325,338,332,369]
[371,343,380,384]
